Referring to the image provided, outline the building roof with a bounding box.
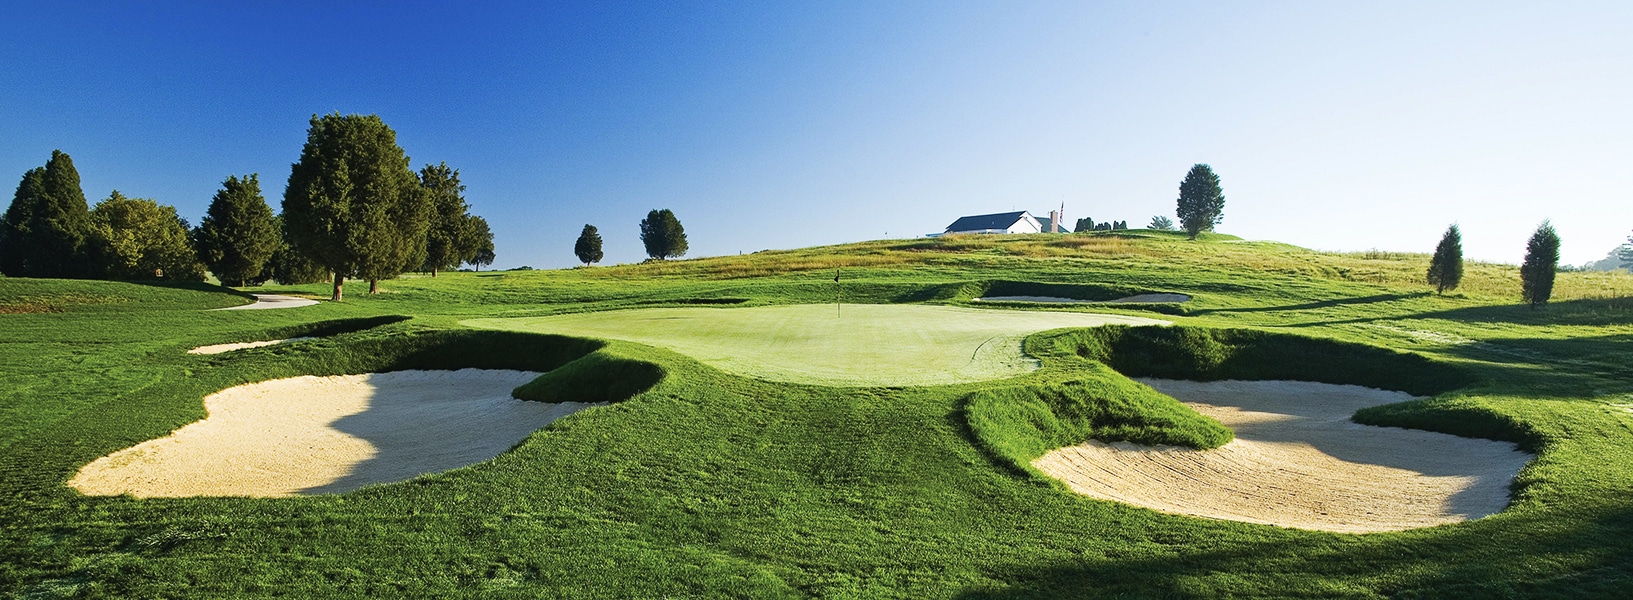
[945,211,1036,233]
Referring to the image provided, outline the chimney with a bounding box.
[1049,210,1060,233]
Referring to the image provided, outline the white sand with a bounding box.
[1034,379,1532,533]
[187,337,316,355]
[70,369,597,497]
[975,293,1191,304]
[214,294,319,310]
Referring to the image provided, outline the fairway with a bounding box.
[464,304,1166,386]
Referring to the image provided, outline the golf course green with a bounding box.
[464,304,1166,386]
[4,231,1632,597]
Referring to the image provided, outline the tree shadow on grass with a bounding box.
[1183,292,1428,316]
[953,501,1633,599]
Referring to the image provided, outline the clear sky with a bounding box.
[3,1,1629,269]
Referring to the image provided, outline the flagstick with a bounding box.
[835,268,841,318]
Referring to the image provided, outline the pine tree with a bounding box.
[1175,163,1226,239]
[1148,215,1175,230]
[1520,220,1560,309]
[193,174,279,286]
[0,151,92,278]
[282,113,430,300]
[468,216,495,271]
[418,163,479,277]
[1620,232,1632,270]
[264,215,329,285]
[87,192,205,281]
[639,209,688,260]
[574,224,604,265]
[1426,224,1464,294]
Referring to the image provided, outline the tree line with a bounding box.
[0,114,495,300]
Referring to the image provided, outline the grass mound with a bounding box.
[1041,325,1475,396]
[966,362,1234,476]
[513,347,665,404]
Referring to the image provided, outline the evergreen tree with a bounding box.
[1620,232,1632,269]
[0,151,92,278]
[1426,224,1464,294]
[1175,163,1226,239]
[264,215,329,285]
[574,224,604,265]
[1148,215,1175,230]
[282,113,430,300]
[468,216,495,271]
[639,209,688,260]
[1520,220,1560,309]
[193,174,279,286]
[418,162,479,277]
[1073,217,1094,233]
[87,192,205,281]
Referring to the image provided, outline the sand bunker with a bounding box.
[464,304,1167,387]
[188,337,315,355]
[214,294,319,310]
[976,293,1191,304]
[70,369,596,497]
[1034,379,1531,533]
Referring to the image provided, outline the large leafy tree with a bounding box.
[574,224,604,265]
[1426,224,1464,294]
[87,192,205,281]
[1520,220,1560,309]
[418,163,480,277]
[1175,163,1226,239]
[193,174,279,286]
[282,113,430,300]
[0,150,92,278]
[639,209,688,260]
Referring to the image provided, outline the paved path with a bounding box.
[214,294,319,310]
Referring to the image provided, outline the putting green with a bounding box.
[462,304,1167,387]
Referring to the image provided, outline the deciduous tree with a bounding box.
[469,216,495,271]
[264,216,328,285]
[1073,217,1094,233]
[1176,163,1225,239]
[1426,224,1464,294]
[574,224,603,265]
[1520,221,1560,308]
[0,151,92,278]
[282,113,430,300]
[87,192,204,281]
[639,209,687,260]
[193,174,279,286]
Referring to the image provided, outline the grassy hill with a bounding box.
[3,231,1632,598]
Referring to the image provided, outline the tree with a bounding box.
[1073,217,1094,233]
[1620,232,1632,270]
[0,150,92,278]
[1175,163,1225,239]
[282,113,430,301]
[639,209,687,260]
[418,163,480,277]
[1520,220,1560,309]
[574,224,604,265]
[1426,224,1464,294]
[1113,220,1128,230]
[1148,215,1175,230]
[263,215,329,285]
[193,174,279,286]
[87,192,205,281]
[468,216,495,271]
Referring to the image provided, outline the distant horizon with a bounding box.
[4,2,1630,270]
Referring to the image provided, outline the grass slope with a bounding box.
[2,231,1632,598]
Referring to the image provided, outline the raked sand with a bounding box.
[187,337,315,355]
[70,369,597,497]
[1035,379,1532,533]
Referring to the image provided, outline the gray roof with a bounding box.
[945,211,1035,233]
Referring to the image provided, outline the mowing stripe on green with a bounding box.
[463,304,1167,387]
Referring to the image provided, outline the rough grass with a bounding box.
[3,232,1633,598]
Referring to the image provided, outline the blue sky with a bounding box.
[3,1,1629,269]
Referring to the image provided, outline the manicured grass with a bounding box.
[465,304,1166,386]
[2,232,1633,598]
